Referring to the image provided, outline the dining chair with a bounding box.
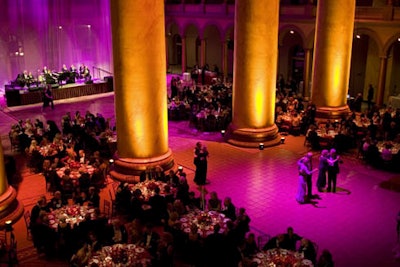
[103,199,112,218]
[23,210,32,240]
[257,234,271,251]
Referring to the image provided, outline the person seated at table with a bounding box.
[242,232,260,258]
[149,186,168,225]
[77,149,87,164]
[235,207,251,241]
[87,187,100,208]
[222,196,237,221]
[299,238,317,265]
[116,182,132,214]
[175,175,190,206]
[49,190,67,210]
[31,196,51,230]
[78,171,91,193]
[163,185,175,204]
[109,218,128,245]
[74,191,89,206]
[282,226,302,251]
[184,223,204,266]
[87,231,102,252]
[204,223,228,267]
[61,145,77,165]
[61,169,74,199]
[263,234,285,250]
[317,249,334,267]
[33,212,58,257]
[140,223,160,257]
[186,191,201,210]
[166,169,179,186]
[381,143,393,163]
[207,191,222,211]
[70,243,91,267]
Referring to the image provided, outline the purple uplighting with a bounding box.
[0,0,113,86]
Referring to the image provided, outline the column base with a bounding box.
[0,186,24,227]
[316,105,350,120]
[224,123,281,148]
[110,149,175,183]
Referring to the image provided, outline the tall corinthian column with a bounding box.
[110,1,174,183]
[225,0,280,148]
[311,0,355,119]
[0,141,23,226]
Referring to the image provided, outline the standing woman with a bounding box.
[42,84,54,111]
[193,142,209,186]
[296,156,317,204]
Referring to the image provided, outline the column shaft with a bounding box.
[303,48,312,98]
[110,0,174,181]
[200,39,206,67]
[311,0,355,119]
[377,56,387,106]
[222,40,228,80]
[181,37,186,73]
[225,0,280,148]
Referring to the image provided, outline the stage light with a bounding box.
[221,130,225,137]
[281,137,286,144]
[259,143,264,150]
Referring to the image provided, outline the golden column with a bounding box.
[225,0,280,148]
[110,0,174,183]
[303,48,312,98]
[222,39,228,81]
[181,36,187,74]
[200,38,206,68]
[311,0,355,119]
[0,141,23,226]
[377,56,388,106]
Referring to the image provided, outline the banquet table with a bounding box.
[377,141,400,155]
[47,205,95,230]
[39,144,62,158]
[88,243,151,267]
[252,249,313,267]
[179,210,230,238]
[56,162,95,179]
[129,180,174,202]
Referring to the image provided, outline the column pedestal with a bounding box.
[110,150,174,183]
[316,105,350,120]
[0,186,24,226]
[225,124,280,148]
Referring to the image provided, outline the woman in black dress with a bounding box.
[193,142,209,186]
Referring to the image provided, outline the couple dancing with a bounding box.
[296,149,340,204]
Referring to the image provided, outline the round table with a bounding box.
[252,249,313,267]
[179,210,230,238]
[88,244,151,267]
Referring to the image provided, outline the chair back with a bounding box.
[23,210,32,239]
[103,199,111,218]
[257,234,271,250]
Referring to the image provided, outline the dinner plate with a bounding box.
[256,252,265,259]
[253,258,261,264]
[49,219,55,224]
[47,214,54,219]
[184,228,191,233]
[302,259,312,265]
[135,247,144,253]
[180,217,188,222]
[127,244,136,249]
[181,223,188,228]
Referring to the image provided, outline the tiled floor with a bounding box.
[1,90,400,267]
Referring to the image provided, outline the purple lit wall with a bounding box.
[0,0,113,86]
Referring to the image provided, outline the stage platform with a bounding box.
[4,79,113,107]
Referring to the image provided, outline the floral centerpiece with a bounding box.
[146,181,158,191]
[66,206,80,216]
[69,161,81,171]
[196,212,212,226]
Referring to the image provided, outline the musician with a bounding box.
[82,65,91,82]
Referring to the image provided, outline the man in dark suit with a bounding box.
[148,186,167,224]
